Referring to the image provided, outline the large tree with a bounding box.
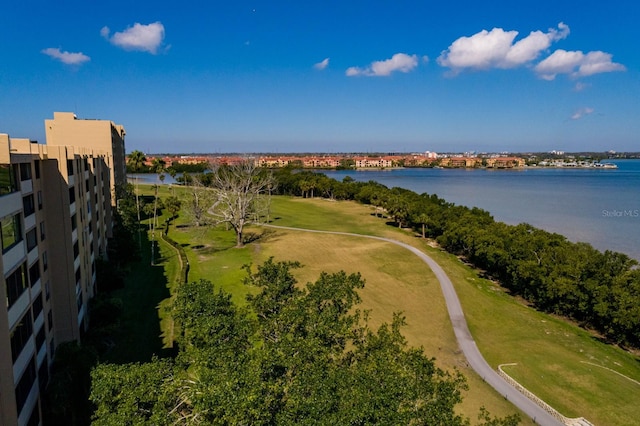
[90,259,519,425]
[208,160,275,247]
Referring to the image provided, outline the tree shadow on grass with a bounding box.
[103,234,174,364]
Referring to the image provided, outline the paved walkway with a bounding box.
[264,224,563,426]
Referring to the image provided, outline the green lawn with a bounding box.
[131,187,640,425]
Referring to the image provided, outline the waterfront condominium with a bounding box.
[0,112,126,425]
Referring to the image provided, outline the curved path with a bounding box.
[264,224,562,426]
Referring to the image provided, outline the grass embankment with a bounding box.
[136,186,640,425]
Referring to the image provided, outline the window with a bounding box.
[85,179,89,193]
[32,293,43,318]
[5,263,28,308]
[35,325,45,350]
[0,164,19,195]
[73,241,79,259]
[15,357,36,415]
[37,191,43,210]
[71,214,77,231]
[23,194,35,217]
[26,228,37,251]
[19,163,32,181]
[69,186,75,204]
[29,261,40,286]
[42,251,48,271]
[1,213,22,253]
[37,359,49,396]
[47,310,53,332]
[75,267,81,284]
[39,221,45,241]
[10,312,33,362]
[67,159,74,176]
[34,160,41,179]
[45,281,50,301]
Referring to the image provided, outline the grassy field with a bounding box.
[136,186,640,425]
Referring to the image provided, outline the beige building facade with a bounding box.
[0,113,125,425]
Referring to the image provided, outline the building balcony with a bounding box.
[0,191,21,219]
[12,337,35,385]
[8,290,30,330]
[17,381,39,426]
[20,179,33,195]
[2,240,26,276]
[27,243,38,265]
[33,310,44,334]
[31,277,41,299]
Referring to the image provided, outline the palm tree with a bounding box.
[150,158,166,265]
[414,212,430,238]
[127,150,147,173]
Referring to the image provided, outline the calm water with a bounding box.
[323,160,640,261]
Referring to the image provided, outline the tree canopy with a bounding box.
[90,259,518,425]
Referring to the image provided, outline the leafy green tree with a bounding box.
[90,358,177,426]
[413,211,431,238]
[164,196,181,220]
[92,259,519,425]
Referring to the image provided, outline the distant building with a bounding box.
[1,112,125,425]
[485,157,525,168]
[354,156,396,168]
[439,157,481,168]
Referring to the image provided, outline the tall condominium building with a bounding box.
[0,113,126,425]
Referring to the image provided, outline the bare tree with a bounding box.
[181,175,214,227]
[208,160,275,247]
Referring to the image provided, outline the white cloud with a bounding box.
[314,58,329,70]
[102,22,166,54]
[571,107,594,120]
[41,47,90,65]
[437,22,569,73]
[535,49,626,80]
[346,53,418,77]
[576,51,626,77]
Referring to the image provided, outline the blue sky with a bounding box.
[1,0,638,154]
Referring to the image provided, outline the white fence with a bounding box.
[497,364,593,426]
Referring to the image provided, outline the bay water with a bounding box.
[128,160,640,261]
[323,160,640,261]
